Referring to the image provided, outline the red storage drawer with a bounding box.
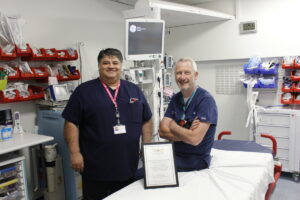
[0,67,20,80]
[294,95,300,104]
[28,85,45,100]
[67,49,78,60]
[16,43,32,57]
[293,83,300,92]
[27,47,46,61]
[0,89,19,103]
[41,48,58,61]
[280,93,293,104]
[33,66,50,79]
[56,49,79,61]
[19,67,35,79]
[282,60,294,69]
[290,71,300,82]
[281,83,293,92]
[8,67,20,80]
[1,86,45,103]
[57,69,80,81]
[56,49,69,61]
[294,60,300,69]
[18,90,32,101]
[0,47,17,61]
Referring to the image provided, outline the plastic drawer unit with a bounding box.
[255,108,300,181]
[0,155,28,200]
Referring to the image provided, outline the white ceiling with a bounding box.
[113,0,218,6]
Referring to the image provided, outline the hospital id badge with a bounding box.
[113,124,126,134]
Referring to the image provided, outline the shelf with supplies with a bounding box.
[0,44,80,104]
[242,57,279,89]
[0,85,45,103]
[0,65,80,81]
[0,43,78,61]
[281,56,300,105]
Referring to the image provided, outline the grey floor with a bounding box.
[270,172,300,200]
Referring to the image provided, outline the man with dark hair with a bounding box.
[62,48,153,200]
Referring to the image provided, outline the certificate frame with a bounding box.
[142,142,179,189]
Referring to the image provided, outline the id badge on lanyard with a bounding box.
[180,89,197,126]
[101,80,126,134]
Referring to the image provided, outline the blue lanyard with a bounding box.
[181,89,197,120]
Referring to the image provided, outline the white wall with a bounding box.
[165,0,299,140]
[166,0,300,61]
[196,60,249,140]
[0,0,130,133]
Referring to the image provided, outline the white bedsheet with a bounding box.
[105,149,274,200]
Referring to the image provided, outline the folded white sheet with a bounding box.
[105,149,274,200]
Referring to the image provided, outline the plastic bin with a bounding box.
[41,48,58,61]
[258,77,277,88]
[293,83,300,92]
[28,85,45,100]
[0,85,44,103]
[290,71,300,82]
[0,178,19,194]
[0,90,19,103]
[7,67,20,80]
[33,66,50,79]
[282,60,294,69]
[0,47,17,61]
[18,85,44,101]
[281,83,293,92]
[57,70,80,81]
[0,166,18,181]
[56,49,69,61]
[15,43,32,57]
[67,49,78,60]
[0,66,20,80]
[19,67,35,79]
[259,63,279,75]
[243,63,260,74]
[294,95,300,104]
[25,48,46,61]
[280,93,293,104]
[294,60,300,69]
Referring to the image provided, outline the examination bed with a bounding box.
[105,132,282,200]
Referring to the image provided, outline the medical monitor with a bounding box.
[125,18,165,61]
[49,84,70,101]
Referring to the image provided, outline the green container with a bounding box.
[0,79,7,91]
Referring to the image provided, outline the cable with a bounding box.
[77,42,84,84]
[110,0,134,6]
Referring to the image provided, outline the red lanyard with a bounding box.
[101,80,120,109]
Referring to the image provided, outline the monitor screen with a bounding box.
[50,84,70,101]
[125,18,165,61]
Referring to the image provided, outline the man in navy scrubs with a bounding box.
[159,57,217,171]
[62,48,153,200]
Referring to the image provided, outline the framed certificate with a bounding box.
[142,142,179,189]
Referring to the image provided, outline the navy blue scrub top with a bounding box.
[164,87,218,171]
[62,79,152,181]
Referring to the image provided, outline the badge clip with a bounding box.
[130,98,139,103]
